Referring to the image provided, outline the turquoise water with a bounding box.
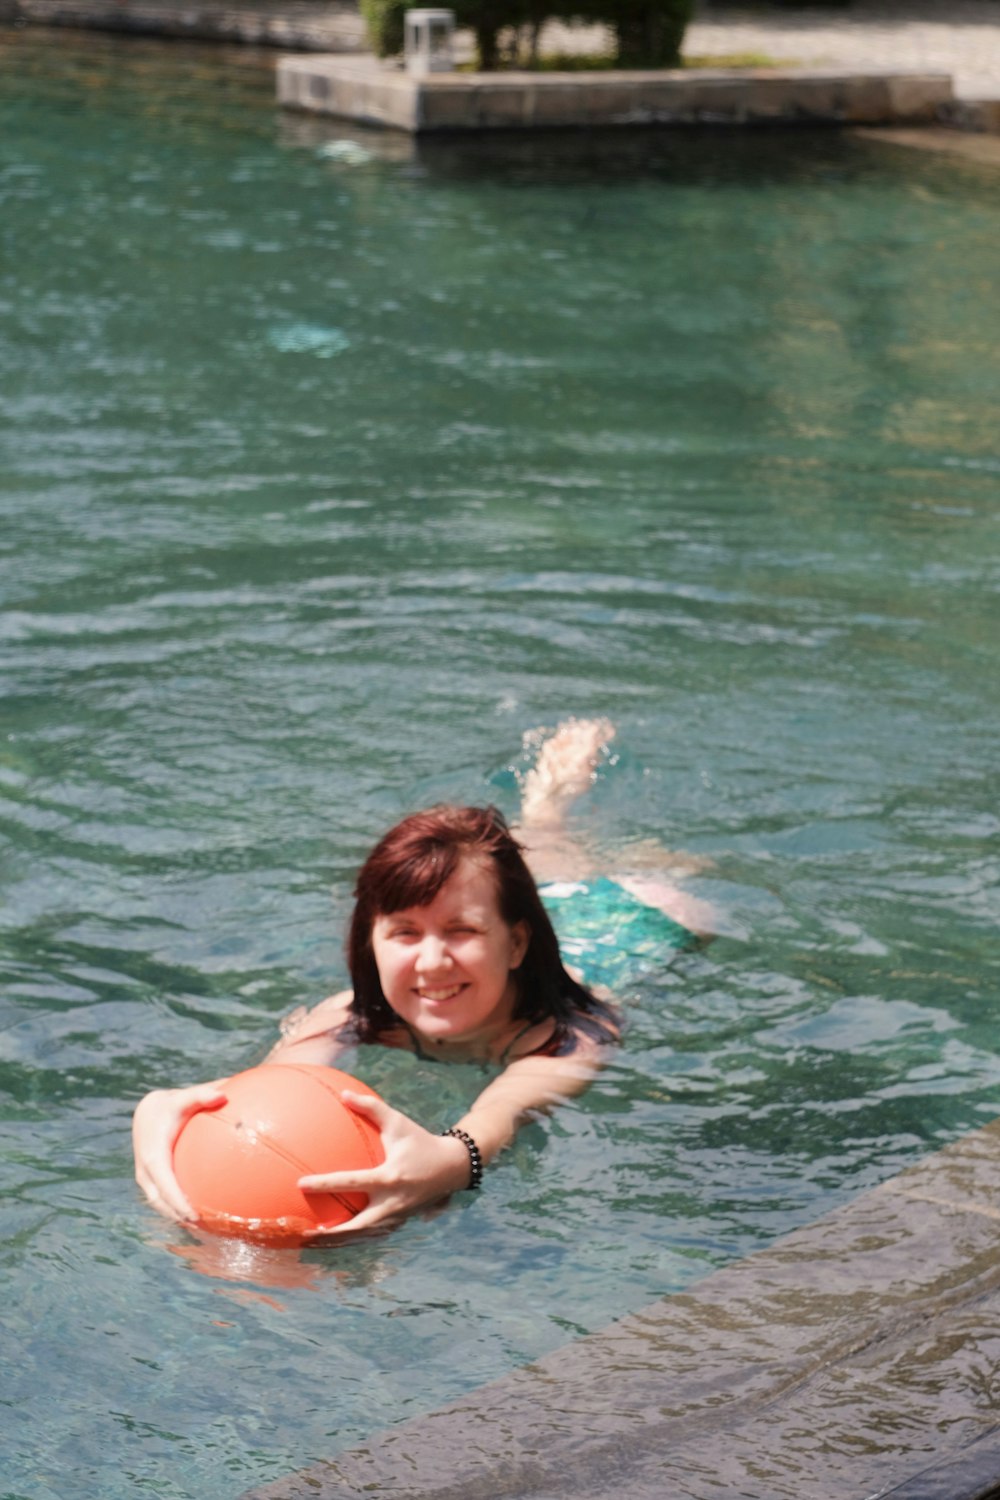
[2,28,999,1499]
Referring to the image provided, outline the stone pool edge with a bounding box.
[276,55,954,133]
[239,1116,1000,1500]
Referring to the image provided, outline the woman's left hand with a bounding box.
[297,1092,474,1240]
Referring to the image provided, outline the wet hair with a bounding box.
[346,804,617,1049]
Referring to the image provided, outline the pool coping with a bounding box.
[275,54,955,133]
[239,1115,1000,1499]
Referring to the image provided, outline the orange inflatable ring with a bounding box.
[172,1063,385,1246]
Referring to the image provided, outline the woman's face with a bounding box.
[370,857,529,1048]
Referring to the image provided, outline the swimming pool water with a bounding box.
[2,29,999,1499]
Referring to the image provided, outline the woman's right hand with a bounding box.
[132,1082,228,1223]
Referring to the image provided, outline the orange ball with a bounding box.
[172,1063,385,1246]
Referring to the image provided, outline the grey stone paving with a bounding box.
[688,0,1000,103]
[238,1120,1000,1499]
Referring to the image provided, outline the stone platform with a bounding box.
[277,54,953,133]
[239,1118,1000,1500]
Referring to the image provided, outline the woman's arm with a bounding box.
[297,1033,610,1239]
[453,1039,607,1163]
[132,991,356,1221]
[136,993,610,1235]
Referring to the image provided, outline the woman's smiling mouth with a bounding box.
[416,985,465,1003]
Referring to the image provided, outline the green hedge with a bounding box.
[361,0,694,70]
[360,0,407,58]
[602,0,693,67]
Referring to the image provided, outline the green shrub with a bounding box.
[360,0,406,58]
[605,0,694,67]
[361,0,693,69]
[447,0,516,69]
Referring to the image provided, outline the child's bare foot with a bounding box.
[520,717,615,827]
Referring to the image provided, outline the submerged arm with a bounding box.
[452,1041,608,1162]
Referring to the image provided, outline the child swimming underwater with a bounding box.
[132,718,713,1239]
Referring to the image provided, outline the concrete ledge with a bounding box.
[944,96,1000,134]
[857,126,1000,166]
[276,54,954,133]
[240,1117,1000,1499]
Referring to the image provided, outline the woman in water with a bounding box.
[133,719,711,1239]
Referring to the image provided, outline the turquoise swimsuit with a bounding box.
[540,877,696,990]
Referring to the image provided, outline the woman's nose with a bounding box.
[415,935,451,973]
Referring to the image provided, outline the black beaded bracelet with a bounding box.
[441,1126,483,1191]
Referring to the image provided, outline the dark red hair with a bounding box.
[346,805,616,1046]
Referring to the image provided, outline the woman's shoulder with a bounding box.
[505,1008,620,1065]
[269,990,355,1062]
